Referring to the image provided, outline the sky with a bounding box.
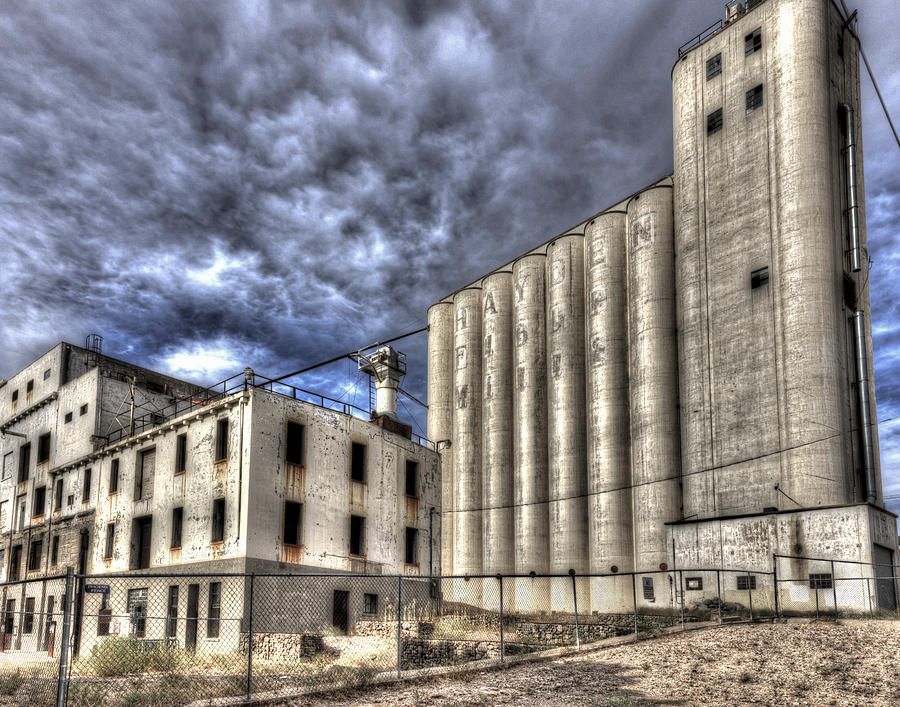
[1,1,898,512]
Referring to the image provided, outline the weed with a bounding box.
[0,669,25,696]
[739,671,754,683]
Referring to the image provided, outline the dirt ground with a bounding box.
[281,620,900,706]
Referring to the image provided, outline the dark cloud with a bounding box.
[1,0,899,507]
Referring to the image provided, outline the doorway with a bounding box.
[874,544,897,611]
[332,590,349,634]
[185,584,199,651]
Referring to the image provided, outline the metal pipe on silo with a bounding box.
[584,211,633,611]
[427,301,455,576]
[853,311,877,504]
[512,254,550,610]
[840,103,862,273]
[626,186,681,576]
[546,235,589,611]
[453,287,483,580]
[481,272,516,581]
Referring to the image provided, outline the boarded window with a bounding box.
[706,53,721,80]
[215,419,229,462]
[175,434,187,474]
[286,422,305,465]
[363,593,378,614]
[135,449,155,501]
[405,460,419,498]
[405,527,419,565]
[110,459,119,494]
[82,468,92,503]
[23,597,35,634]
[128,588,148,638]
[211,498,225,543]
[707,108,723,135]
[751,266,769,289]
[350,443,366,483]
[686,577,703,591]
[642,577,655,601]
[104,523,115,559]
[809,573,833,589]
[283,501,302,546]
[745,27,761,55]
[54,479,64,509]
[350,515,366,556]
[737,575,757,591]
[18,443,31,482]
[2,452,11,480]
[32,486,46,517]
[28,538,42,571]
[171,508,183,549]
[167,585,179,638]
[43,368,51,380]
[746,84,763,113]
[37,433,51,464]
[207,582,221,638]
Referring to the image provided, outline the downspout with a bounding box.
[853,311,877,504]
[841,103,862,273]
[236,394,245,545]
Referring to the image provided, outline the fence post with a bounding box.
[570,571,580,650]
[396,575,402,678]
[631,574,638,640]
[747,573,753,622]
[56,566,74,707]
[815,587,819,619]
[772,555,780,619]
[498,575,505,662]
[866,576,873,619]
[830,560,838,618]
[246,574,255,701]
[678,570,685,632]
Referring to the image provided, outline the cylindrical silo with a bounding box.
[627,185,681,588]
[427,301,454,577]
[512,254,550,611]
[481,272,515,586]
[452,287,483,589]
[584,211,633,612]
[546,235,588,612]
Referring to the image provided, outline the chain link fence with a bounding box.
[0,559,895,706]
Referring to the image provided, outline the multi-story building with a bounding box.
[0,341,439,655]
[427,0,898,612]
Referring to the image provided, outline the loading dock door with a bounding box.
[874,545,897,611]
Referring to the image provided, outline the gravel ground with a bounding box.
[280,620,900,706]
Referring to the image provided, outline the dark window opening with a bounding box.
[215,419,229,462]
[26,380,34,395]
[32,486,46,518]
[837,33,844,58]
[37,433,51,464]
[97,594,111,636]
[706,53,722,80]
[737,575,757,591]
[405,527,418,565]
[131,517,152,570]
[809,573,833,589]
[28,538,42,571]
[746,84,763,113]
[3,600,14,634]
[363,593,378,614]
[104,523,115,560]
[283,501,303,546]
[18,443,31,483]
[642,577,655,601]
[9,546,22,581]
[64,412,72,424]
[207,582,221,638]
[685,577,703,591]
[128,588,147,638]
[405,460,419,498]
[350,443,366,483]
[110,459,119,494]
[54,479,63,510]
[23,598,35,634]
[171,507,183,549]
[745,27,761,55]
[82,468,92,503]
[707,108,723,135]
[751,266,769,289]
[11,389,18,403]
[167,585,179,638]
[175,434,187,474]
[349,515,366,557]
[211,498,225,543]
[286,422,305,465]
[43,369,51,381]
[79,403,88,416]
[51,535,60,566]
[843,273,857,309]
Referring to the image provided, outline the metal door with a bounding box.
[185,584,199,651]
[874,544,897,612]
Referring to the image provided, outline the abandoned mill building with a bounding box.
[428,0,899,612]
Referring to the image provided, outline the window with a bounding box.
[23,597,35,634]
[746,84,763,113]
[363,593,378,614]
[285,422,305,465]
[127,588,148,638]
[809,573,833,589]
[171,508,183,549]
[167,586,179,638]
[751,266,769,289]
[207,582,221,638]
[745,27,761,55]
[10,546,22,581]
[686,577,703,591]
[706,53,721,80]
[18,443,31,483]
[737,575,757,591]
[43,368,51,381]
[3,600,14,634]
[2,452,11,480]
[97,594,111,636]
[707,108,723,135]
[405,527,419,565]
[132,517,152,570]
[104,523,115,560]
[135,448,155,501]
[80,403,88,416]
[349,515,366,557]
[11,389,18,404]
[28,538,42,571]
[37,432,51,464]
[64,412,72,424]
[26,379,34,395]
[175,434,187,474]
[82,468,92,503]
[215,419,228,462]
[15,495,26,531]
[109,459,119,494]
[32,486,46,518]
[54,478,63,510]
[211,498,225,543]
[350,443,367,483]
[283,501,302,546]
[51,535,60,566]
[642,577,655,601]
[405,460,419,498]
